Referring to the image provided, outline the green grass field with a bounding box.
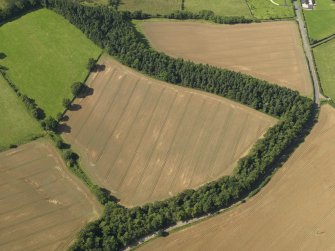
[0,9,101,117]
[304,0,335,42]
[119,0,182,15]
[247,0,294,19]
[184,0,252,17]
[0,75,42,151]
[313,39,335,100]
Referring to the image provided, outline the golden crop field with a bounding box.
[140,105,335,251]
[0,140,101,250]
[62,55,276,207]
[141,21,312,96]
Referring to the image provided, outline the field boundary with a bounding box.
[1,3,317,250]
[128,103,319,250]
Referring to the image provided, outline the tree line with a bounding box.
[1,2,315,250]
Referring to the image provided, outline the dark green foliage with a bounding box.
[41,116,58,131]
[86,57,96,71]
[56,112,63,121]
[165,10,253,24]
[10,1,314,250]
[62,98,71,109]
[1,71,45,120]
[108,0,120,9]
[0,0,40,23]
[71,81,84,96]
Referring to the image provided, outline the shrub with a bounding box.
[62,98,71,109]
[71,82,83,96]
[41,116,58,132]
[87,58,97,71]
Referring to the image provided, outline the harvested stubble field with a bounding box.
[140,105,335,251]
[141,21,312,96]
[62,55,276,207]
[0,140,101,251]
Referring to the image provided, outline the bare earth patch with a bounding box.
[140,105,335,251]
[0,140,101,251]
[141,21,312,96]
[62,55,276,207]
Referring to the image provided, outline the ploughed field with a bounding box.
[62,55,276,207]
[0,140,101,250]
[141,21,312,96]
[140,105,335,251]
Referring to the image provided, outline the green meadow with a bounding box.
[247,0,294,19]
[0,9,101,117]
[303,0,335,42]
[0,75,42,151]
[313,39,335,100]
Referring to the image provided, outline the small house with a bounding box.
[302,0,316,10]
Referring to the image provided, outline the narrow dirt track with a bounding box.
[140,105,335,251]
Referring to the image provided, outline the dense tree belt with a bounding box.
[163,10,253,24]
[1,2,315,250]
[0,0,40,23]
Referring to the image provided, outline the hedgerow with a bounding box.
[1,2,315,250]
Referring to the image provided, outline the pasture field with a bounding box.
[140,105,335,251]
[303,0,335,42]
[0,9,101,117]
[183,0,252,17]
[313,39,335,99]
[141,21,312,95]
[119,0,182,15]
[247,0,294,19]
[62,55,276,207]
[0,75,42,151]
[0,140,101,250]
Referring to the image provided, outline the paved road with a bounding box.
[294,1,321,104]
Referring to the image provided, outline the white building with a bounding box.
[302,0,316,10]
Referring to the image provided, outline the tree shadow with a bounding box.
[77,86,94,98]
[60,115,69,122]
[58,123,71,134]
[69,104,82,111]
[93,64,106,72]
[101,188,120,203]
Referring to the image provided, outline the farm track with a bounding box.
[0,140,101,251]
[62,55,276,207]
[294,1,321,104]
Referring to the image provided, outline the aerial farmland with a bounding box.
[0,0,333,250]
[62,56,276,206]
[140,20,312,95]
[0,140,101,250]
